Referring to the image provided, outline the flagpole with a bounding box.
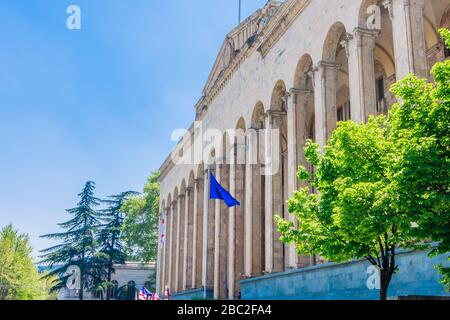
[238,0,242,24]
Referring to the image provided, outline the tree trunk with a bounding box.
[379,246,396,301]
[80,216,87,301]
[380,272,389,301]
[79,255,84,301]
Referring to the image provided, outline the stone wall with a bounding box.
[240,250,450,300]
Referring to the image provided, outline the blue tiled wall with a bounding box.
[241,250,449,300]
[172,287,214,300]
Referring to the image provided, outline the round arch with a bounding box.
[269,80,287,111]
[322,22,346,62]
[251,102,265,130]
[293,54,314,90]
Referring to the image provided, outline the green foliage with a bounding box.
[39,178,157,300]
[144,269,157,292]
[388,28,450,287]
[121,171,160,263]
[0,225,52,300]
[277,118,407,265]
[96,191,138,299]
[116,281,138,300]
[40,181,103,299]
[277,28,450,298]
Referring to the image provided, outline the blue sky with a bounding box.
[0,0,268,258]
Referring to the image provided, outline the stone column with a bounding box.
[233,156,245,298]
[263,114,274,274]
[213,163,223,299]
[285,90,298,269]
[194,178,204,288]
[286,88,311,269]
[228,159,236,299]
[159,209,168,294]
[312,61,339,147]
[169,201,177,291]
[202,168,214,292]
[218,163,229,299]
[384,0,427,79]
[344,28,379,123]
[263,110,285,274]
[191,179,200,289]
[244,129,257,277]
[175,194,184,292]
[163,206,170,292]
[156,212,161,294]
[182,187,192,291]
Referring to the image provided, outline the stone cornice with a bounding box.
[257,0,311,58]
[199,0,311,115]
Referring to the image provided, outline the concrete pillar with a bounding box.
[186,186,194,290]
[345,27,379,123]
[169,201,177,291]
[191,179,199,289]
[263,110,285,274]
[244,129,257,277]
[218,163,229,299]
[285,90,298,269]
[194,178,204,288]
[175,194,184,292]
[234,162,245,297]
[159,209,169,294]
[227,138,246,299]
[182,187,192,291]
[286,88,312,269]
[312,61,339,147]
[156,211,162,294]
[202,170,209,289]
[228,160,236,299]
[213,163,229,299]
[263,114,273,274]
[384,0,427,79]
[163,206,171,292]
[202,168,214,292]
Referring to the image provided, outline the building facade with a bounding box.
[57,262,155,300]
[157,0,450,300]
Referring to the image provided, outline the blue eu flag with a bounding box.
[209,172,240,208]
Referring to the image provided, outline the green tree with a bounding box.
[97,191,138,299]
[0,225,51,300]
[388,28,450,289]
[40,181,103,300]
[144,269,157,293]
[276,29,450,299]
[276,118,410,300]
[121,171,160,263]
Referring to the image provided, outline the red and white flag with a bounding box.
[151,293,161,300]
[164,286,171,300]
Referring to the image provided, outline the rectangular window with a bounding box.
[376,77,385,114]
[337,106,344,122]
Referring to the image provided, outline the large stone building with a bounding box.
[157,0,450,300]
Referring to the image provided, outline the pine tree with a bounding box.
[97,191,138,300]
[40,181,102,300]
